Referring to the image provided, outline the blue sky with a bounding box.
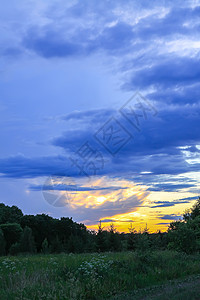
[0,0,200,231]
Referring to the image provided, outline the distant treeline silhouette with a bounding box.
[0,197,200,255]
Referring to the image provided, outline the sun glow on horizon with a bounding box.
[37,174,200,233]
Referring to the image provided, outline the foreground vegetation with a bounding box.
[0,198,200,298]
[0,250,200,299]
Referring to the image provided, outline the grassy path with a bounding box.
[111,274,200,300]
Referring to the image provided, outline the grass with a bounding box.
[0,250,199,299]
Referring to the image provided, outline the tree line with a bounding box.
[0,197,200,256]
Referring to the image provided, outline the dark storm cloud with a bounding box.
[30,183,128,192]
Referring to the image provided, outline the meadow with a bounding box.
[0,250,200,300]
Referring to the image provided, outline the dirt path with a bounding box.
[111,274,200,300]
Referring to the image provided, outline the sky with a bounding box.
[0,0,200,232]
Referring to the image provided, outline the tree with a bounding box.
[85,230,96,252]
[0,223,22,254]
[20,214,54,252]
[50,235,63,253]
[183,197,200,221]
[127,224,137,251]
[9,243,21,255]
[168,221,196,254]
[143,223,150,235]
[0,203,23,224]
[168,197,200,253]
[41,238,50,254]
[108,223,121,251]
[19,226,36,253]
[0,228,6,255]
[135,225,150,251]
[96,221,108,252]
[151,231,168,250]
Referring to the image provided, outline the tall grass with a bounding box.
[0,250,200,299]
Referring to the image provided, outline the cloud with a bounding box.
[30,183,128,192]
[72,192,148,222]
[62,109,114,123]
[151,200,190,208]
[22,20,136,58]
[126,56,200,91]
[0,155,73,178]
[33,176,149,223]
[1,101,200,182]
[0,1,200,205]
[2,47,22,58]
[175,196,199,201]
[147,183,195,192]
[100,219,135,223]
[148,84,200,105]
[98,22,134,53]
[23,28,85,58]
[19,3,200,60]
[159,214,182,220]
[131,5,200,39]
[52,103,200,179]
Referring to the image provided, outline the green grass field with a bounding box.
[0,250,200,300]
